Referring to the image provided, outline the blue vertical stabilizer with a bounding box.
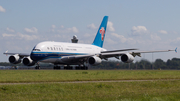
[92,16,108,47]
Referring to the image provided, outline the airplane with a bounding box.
[4,16,176,70]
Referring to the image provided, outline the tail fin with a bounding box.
[92,16,108,47]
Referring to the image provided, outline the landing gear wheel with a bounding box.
[64,66,73,70]
[75,66,88,70]
[54,66,61,69]
[85,66,88,70]
[35,66,40,69]
[35,62,40,69]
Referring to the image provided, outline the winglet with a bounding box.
[4,50,8,56]
[5,50,8,53]
[175,47,177,53]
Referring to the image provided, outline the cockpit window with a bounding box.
[33,49,41,51]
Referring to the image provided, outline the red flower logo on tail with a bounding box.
[100,27,105,41]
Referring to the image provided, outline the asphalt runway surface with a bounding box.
[0,79,179,85]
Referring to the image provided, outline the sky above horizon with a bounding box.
[0,0,179,62]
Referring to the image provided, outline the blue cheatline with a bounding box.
[30,51,87,61]
[92,16,108,48]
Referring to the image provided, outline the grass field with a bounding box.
[0,70,180,83]
[0,70,180,101]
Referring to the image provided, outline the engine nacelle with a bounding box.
[9,55,21,64]
[121,53,134,63]
[23,56,35,66]
[88,56,102,66]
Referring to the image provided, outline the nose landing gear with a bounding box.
[35,62,40,69]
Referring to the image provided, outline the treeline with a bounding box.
[0,58,180,70]
[90,58,180,70]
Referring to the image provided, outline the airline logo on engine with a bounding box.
[100,27,105,41]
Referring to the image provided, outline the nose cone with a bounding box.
[30,51,45,62]
[30,52,38,61]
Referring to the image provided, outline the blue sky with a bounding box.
[0,0,179,62]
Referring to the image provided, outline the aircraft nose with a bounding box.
[30,51,45,61]
[30,52,38,61]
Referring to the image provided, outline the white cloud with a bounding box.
[107,21,115,32]
[6,27,15,32]
[2,33,15,37]
[126,38,136,44]
[171,37,180,45]
[60,25,64,29]
[172,31,178,34]
[2,32,38,40]
[51,25,78,33]
[58,26,79,33]
[24,27,38,33]
[131,26,148,35]
[71,27,79,33]
[17,33,38,40]
[111,33,136,44]
[87,23,97,30]
[87,21,115,31]
[0,6,6,12]
[106,38,117,44]
[83,33,91,37]
[158,30,168,34]
[151,34,161,41]
[51,25,56,32]
[111,33,126,43]
[52,25,56,29]
[176,37,180,41]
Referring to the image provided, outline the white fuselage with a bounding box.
[30,41,107,64]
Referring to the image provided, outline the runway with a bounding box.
[0,79,179,85]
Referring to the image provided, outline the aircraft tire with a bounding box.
[75,66,80,70]
[35,66,40,69]
[54,66,61,69]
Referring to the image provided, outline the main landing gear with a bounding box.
[35,66,40,69]
[53,65,88,70]
[64,66,73,70]
[54,65,61,69]
[75,66,88,70]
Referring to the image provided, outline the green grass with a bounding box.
[0,80,180,101]
[0,70,180,100]
[0,70,179,83]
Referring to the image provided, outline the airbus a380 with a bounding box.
[4,16,176,69]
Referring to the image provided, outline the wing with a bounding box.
[101,48,138,53]
[59,48,138,63]
[3,51,29,57]
[100,49,175,59]
[58,49,175,63]
[60,54,94,61]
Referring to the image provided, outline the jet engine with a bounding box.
[121,53,134,63]
[9,55,21,64]
[88,56,102,66]
[22,56,36,66]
